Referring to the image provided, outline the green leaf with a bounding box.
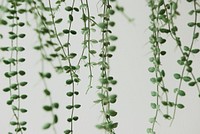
[161,101,168,106]
[10,121,17,126]
[20,121,27,126]
[16,47,25,51]
[188,22,195,27]
[19,70,26,76]
[151,91,157,97]
[100,78,109,84]
[106,110,117,117]
[148,67,155,73]
[178,90,186,96]
[150,103,157,109]
[55,18,63,24]
[66,92,74,97]
[44,89,51,96]
[163,114,171,119]
[64,130,71,134]
[73,7,79,12]
[0,19,8,25]
[147,128,155,134]
[53,115,58,123]
[70,30,77,35]
[109,35,118,41]
[197,77,200,82]
[189,81,196,86]
[69,14,73,21]
[73,116,79,121]
[197,23,200,28]
[89,50,96,55]
[43,105,52,111]
[98,93,106,99]
[168,102,174,107]
[19,58,25,62]
[3,87,11,92]
[11,94,19,99]
[65,6,73,11]
[66,79,73,85]
[187,0,193,2]
[19,82,28,86]
[12,105,18,110]
[66,105,73,109]
[19,34,26,38]
[150,77,156,84]
[63,29,70,34]
[149,117,156,123]
[184,46,190,51]
[183,76,192,82]
[160,28,170,33]
[98,22,107,29]
[74,104,81,108]
[110,80,117,85]
[67,118,72,122]
[109,21,115,27]
[107,122,118,129]
[191,49,200,54]
[43,123,51,129]
[174,73,181,79]
[18,9,27,14]
[21,94,27,99]
[186,66,192,72]
[160,51,166,55]
[108,46,116,52]
[20,108,27,113]
[18,22,25,27]
[193,33,199,39]
[10,83,18,89]
[177,104,185,109]
[157,37,166,44]
[52,103,59,109]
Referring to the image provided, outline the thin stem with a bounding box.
[170,0,199,125]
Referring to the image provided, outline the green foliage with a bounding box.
[1,0,199,134]
[148,0,200,133]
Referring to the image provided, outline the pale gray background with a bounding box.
[0,0,200,134]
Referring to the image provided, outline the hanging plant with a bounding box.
[147,0,200,133]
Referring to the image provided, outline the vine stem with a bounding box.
[170,0,199,125]
[37,22,57,133]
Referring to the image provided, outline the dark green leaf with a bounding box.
[19,34,26,38]
[43,105,52,111]
[177,104,185,109]
[189,81,196,86]
[69,14,73,21]
[55,18,63,24]
[191,49,200,53]
[43,123,51,129]
[73,116,78,121]
[174,73,181,79]
[65,6,73,11]
[19,82,28,86]
[106,110,117,117]
[183,76,192,82]
[178,90,186,96]
[53,115,58,123]
[109,35,118,41]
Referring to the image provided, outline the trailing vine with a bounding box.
[3,0,200,134]
[94,0,118,134]
[1,0,28,133]
[171,0,200,125]
[147,0,200,133]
